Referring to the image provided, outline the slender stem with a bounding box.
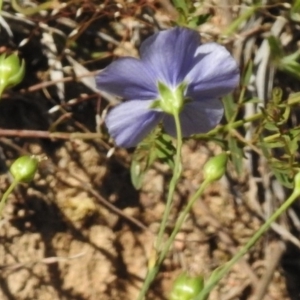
[156,112,182,249]
[195,189,300,300]
[0,180,19,216]
[158,179,210,265]
[137,178,210,300]
[137,112,183,300]
[195,111,263,139]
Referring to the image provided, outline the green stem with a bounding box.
[0,180,19,216]
[137,112,183,300]
[158,179,210,265]
[195,112,263,139]
[195,189,300,300]
[137,179,211,300]
[156,112,183,250]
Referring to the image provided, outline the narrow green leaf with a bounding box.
[130,158,145,190]
[293,0,300,11]
[289,138,299,153]
[264,140,285,148]
[272,87,283,104]
[223,94,237,122]
[245,98,261,104]
[188,13,211,27]
[267,36,284,61]
[264,121,279,131]
[223,5,259,36]
[130,128,176,189]
[281,61,300,80]
[155,134,175,169]
[172,0,189,17]
[242,60,253,86]
[228,137,244,175]
[273,168,294,188]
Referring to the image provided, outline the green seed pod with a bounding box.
[0,53,25,96]
[170,272,204,300]
[203,153,228,182]
[10,155,38,183]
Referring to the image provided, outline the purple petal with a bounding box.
[96,57,158,100]
[140,27,200,88]
[185,43,239,99]
[162,99,223,137]
[105,100,162,148]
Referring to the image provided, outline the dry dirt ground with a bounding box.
[0,139,290,300]
[0,0,299,300]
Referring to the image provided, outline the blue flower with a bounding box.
[96,27,239,148]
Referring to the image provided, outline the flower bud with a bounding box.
[10,155,38,183]
[203,153,228,182]
[170,272,204,300]
[0,53,25,96]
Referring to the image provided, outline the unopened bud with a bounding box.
[10,155,38,183]
[170,272,204,300]
[0,53,25,96]
[203,153,228,182]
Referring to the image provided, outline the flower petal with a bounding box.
[96,57,158,100]
[106,100,162,148]
[140,27,200,87]
[163,99,223,137]
[185,43,239,99]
